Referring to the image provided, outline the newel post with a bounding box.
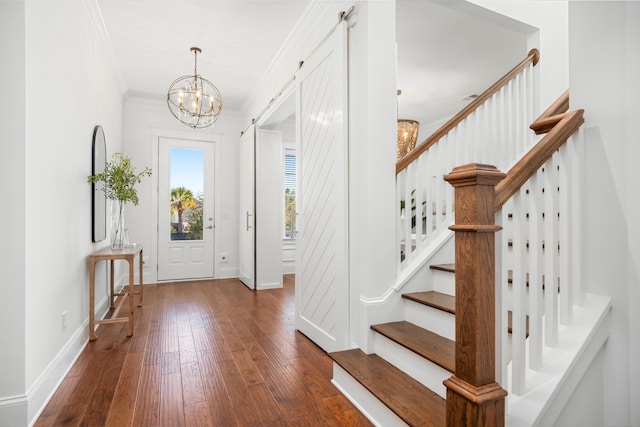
[443,163,508,427]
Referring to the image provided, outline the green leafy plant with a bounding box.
[400,189,426,229]
[88,152,152,205]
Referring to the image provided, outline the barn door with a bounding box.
[295,21,349,352]
[238,126,256,290]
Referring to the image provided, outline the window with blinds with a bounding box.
[284,151,296,238]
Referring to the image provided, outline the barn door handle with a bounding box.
[246,212,252,231]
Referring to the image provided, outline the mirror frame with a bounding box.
[92,125,107,242]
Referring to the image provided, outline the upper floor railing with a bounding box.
[396,49,540,275]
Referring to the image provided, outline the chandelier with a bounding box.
[397,119,420,159]
[167,47,222,129]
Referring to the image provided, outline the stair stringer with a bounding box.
[395,230,455,293]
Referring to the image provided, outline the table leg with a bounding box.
[109,259,115,309]
[89,259,97,341]
[127,258,134,337]
[138,248,144,307]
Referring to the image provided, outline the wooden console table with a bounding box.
[88,243,143,341]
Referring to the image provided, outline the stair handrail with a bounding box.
[494,107,584,211]
[396,48,540,175]
[443,91,586,425]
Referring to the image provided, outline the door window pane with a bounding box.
[170,147,204,241]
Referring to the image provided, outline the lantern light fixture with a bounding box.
[167,47,222,129]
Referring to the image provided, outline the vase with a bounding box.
[111,200,125,250]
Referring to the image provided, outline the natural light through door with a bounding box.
[158,138,215,281]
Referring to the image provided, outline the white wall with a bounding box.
[0,1,27,424]
[569,2,640,426]
[553,345,606,427]
[467,0,569,110]
[123,98,242,282]
[346,1,398,351]
[11,0,127,424]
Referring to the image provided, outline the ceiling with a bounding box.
[97,0,530,133]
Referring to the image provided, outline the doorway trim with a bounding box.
[150,126,222,283]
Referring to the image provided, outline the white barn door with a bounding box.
[296,21,349,353]
[238,126,255,290]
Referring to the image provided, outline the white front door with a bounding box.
[158,137,215,281]
[238,127,255,290]
[296,20,349,353]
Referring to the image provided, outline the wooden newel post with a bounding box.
[443,163,508,427]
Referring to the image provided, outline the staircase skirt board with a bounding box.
[331,349,445,427]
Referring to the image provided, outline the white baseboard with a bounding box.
[20,294,109,427]
[216,266,239,279]
[257,282,283,290]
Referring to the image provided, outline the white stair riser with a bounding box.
[332,364,408,427]
[432,270,455,296]
[404,302,455,341]
[374,333,452,398]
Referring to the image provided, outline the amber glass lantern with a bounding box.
[397,119,419,160]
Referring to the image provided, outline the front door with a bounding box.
[158,137,215,281]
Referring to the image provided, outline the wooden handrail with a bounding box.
[396,48,540,175]
[530,89,569,134]
[494,108,584,211]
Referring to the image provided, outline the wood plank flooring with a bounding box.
[35,275,372,426]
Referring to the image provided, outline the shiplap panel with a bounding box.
[296,22,348,353]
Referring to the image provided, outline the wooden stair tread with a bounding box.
[331,349,445,427]
[371,321,455,373]
[429,263,455,273]
[402,291,455,314]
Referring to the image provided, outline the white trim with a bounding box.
[506,293,612,427]
[22,293,109,426]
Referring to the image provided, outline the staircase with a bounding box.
[332,265,455,426]
[329,50,611,427]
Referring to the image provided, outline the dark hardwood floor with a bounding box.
[35,275,372,426]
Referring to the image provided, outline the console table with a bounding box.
[88,243,143,341]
